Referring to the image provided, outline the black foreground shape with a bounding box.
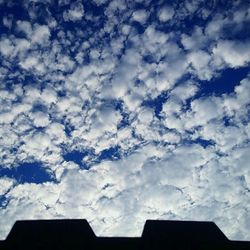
[0,220,249,250]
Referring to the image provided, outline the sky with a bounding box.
[0,0,250,241]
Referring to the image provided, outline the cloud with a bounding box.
[157,6,174,22]
[0,178,15,195]
[88,104,122,138]
[31,25,50,44]
[3,15,13,29]
[181,26,207,51]
[16,20,33,37]
[213,40,250,68]
[63,1,85,22]
[29,111,51,128]
[132,9,149,24]
[187,50,213,80]
[2,140,249,239]
[0,37,14,57]
[16,21,50,44]
[0,0,250,242]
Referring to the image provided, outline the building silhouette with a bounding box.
[0,219,249,249]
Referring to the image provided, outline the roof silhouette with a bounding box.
[0,219,249,249]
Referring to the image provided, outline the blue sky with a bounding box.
[0,0,250,241]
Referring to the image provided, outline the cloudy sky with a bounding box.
[0,0,250,241]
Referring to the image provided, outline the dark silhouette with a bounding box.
[0,219,249,249]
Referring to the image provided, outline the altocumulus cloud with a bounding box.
[0,0,250,241]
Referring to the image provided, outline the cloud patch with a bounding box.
[0,0,249,242]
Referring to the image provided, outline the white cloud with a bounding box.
[213,40,250,68]
[0,126,18,147]
[187,50,212,80]
[137,107,154,124]
[31,25,50,44]
[63,1,85,22]
[16,21,50,45]
[3,15,13,29]
[0,38,14,57]
[19,56,39,70]
[162,97,182,115]
[13,38,31,56]
[161,132,181,144]
[2,141,247,240]
[205,15,225,38]
[45,122,67,145]
[16,20,33,37]
[0,0,250,242]
[183,96,224,129]
[40,87,58,105]
[132,9,149,24]
[205,7,250,41]
[89,104,122,137]
[92,0,108,6]
[0,178,15,195]
[157,6,174,22]
[101,48,141,100]
[170,82,198,102]
[0,102,31,125]
[29,112,51,128]
[181,26,207,50]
